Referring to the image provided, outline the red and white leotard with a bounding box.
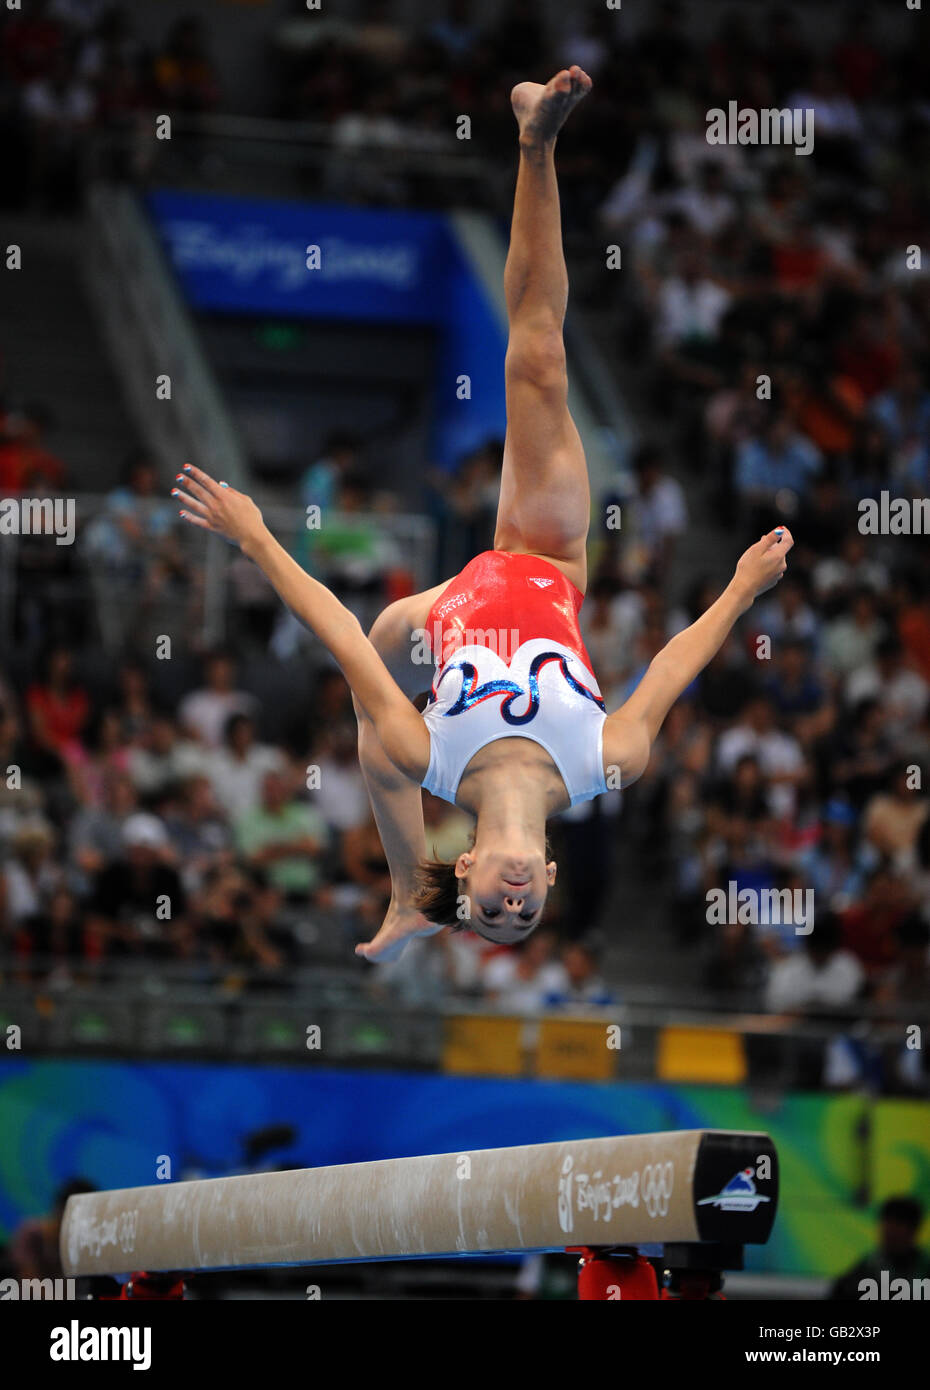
[421,551,608,807]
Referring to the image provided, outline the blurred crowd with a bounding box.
[561,0,930,1056]
[0,1,928,1079]
[0,640,615,1017]
[0,0,221,211]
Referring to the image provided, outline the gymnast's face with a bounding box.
[454,848,556,943]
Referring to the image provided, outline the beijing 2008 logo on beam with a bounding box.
[697,1167,771,1213]
[557,1154,675,1234]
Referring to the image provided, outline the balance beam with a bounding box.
[60,1129,777,1276]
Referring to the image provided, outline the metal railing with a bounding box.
[89,110,496,209]
[0,955,922,1095]
[83,183,250,495]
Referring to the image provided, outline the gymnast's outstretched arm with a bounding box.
[351,594,452,961]
[172,465,430,783]
[603,528,794,785]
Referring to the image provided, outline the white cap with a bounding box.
[122,813,169,850]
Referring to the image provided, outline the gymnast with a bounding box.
[172,67,793,961]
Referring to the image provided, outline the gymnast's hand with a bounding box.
[171,465,267,550]
[733,526,794,604]
[355,897,444,964]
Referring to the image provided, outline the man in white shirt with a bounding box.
[178,652,256,748]
[128,715,210,798]
[308,722,370,834]
[822,589,886,680]
[628,443,687,575]
[765,916,864,1013]
[845,638,929,749]
[716,695,806,818]
[664,162,736,240]
[207,713,284,822]
[655,248,731,350]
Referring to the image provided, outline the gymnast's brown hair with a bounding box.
[414,833,475,930]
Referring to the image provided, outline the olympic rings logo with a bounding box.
[641,1162,674,1218]
[117,1209,138,1253]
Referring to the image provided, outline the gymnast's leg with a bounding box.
[494,66,593,595]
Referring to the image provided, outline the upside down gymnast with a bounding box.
[172,66,793,962]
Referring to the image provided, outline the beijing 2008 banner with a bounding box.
[147,190,457,323]
[145,190,507,466]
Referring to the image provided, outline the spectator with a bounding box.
[21,48,94,210]
[840,864,912,980]
[341,812,392,922]
[0,402,67,494]
[665,161,737,240]
[375,925,481,1006]
[68,768,137,885]
[716,695,806,819]
[654,247,731,360]
[299,432,362,516]
[897,577,930,684]
[207,713,284,822]
[421,790,473,865]
[178,652,256,749]
[870,363,930,489]
[8,1180,96,1282]
[822,587,886,679]
[764,912,864,1013]
[15,885,85,970]
[734,411,821,527]
[878,914,930,1008]
[798,800,866,912]
[152,16,219,112]
[127,714,209,800]
[308,720,370,837]
[87,811,185,959]
[234,770,328,903]
[762,639,825,721]
[812,529,889,603]
[543,938,616,1009]
[26,646,90,765]
[3,820,61,926]
[752,574,820,650]
[829,1197,930,1300]
[85,450,175,578]
[823,697,897,810]
[2,1,67,87]
[626,443,687,580]
[862,762,929,873]
[846,638,929,749]
[428,0,478,65]
[187,863,289,974]
[165,774,233,895]
[111,662,156,742]
[63,706,131,808]
[482,928,564,1014]
[0,704,44,844]
[579,578,629,709]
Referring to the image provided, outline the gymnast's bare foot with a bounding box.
[511,65,592,149]
[355,897,444,963]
